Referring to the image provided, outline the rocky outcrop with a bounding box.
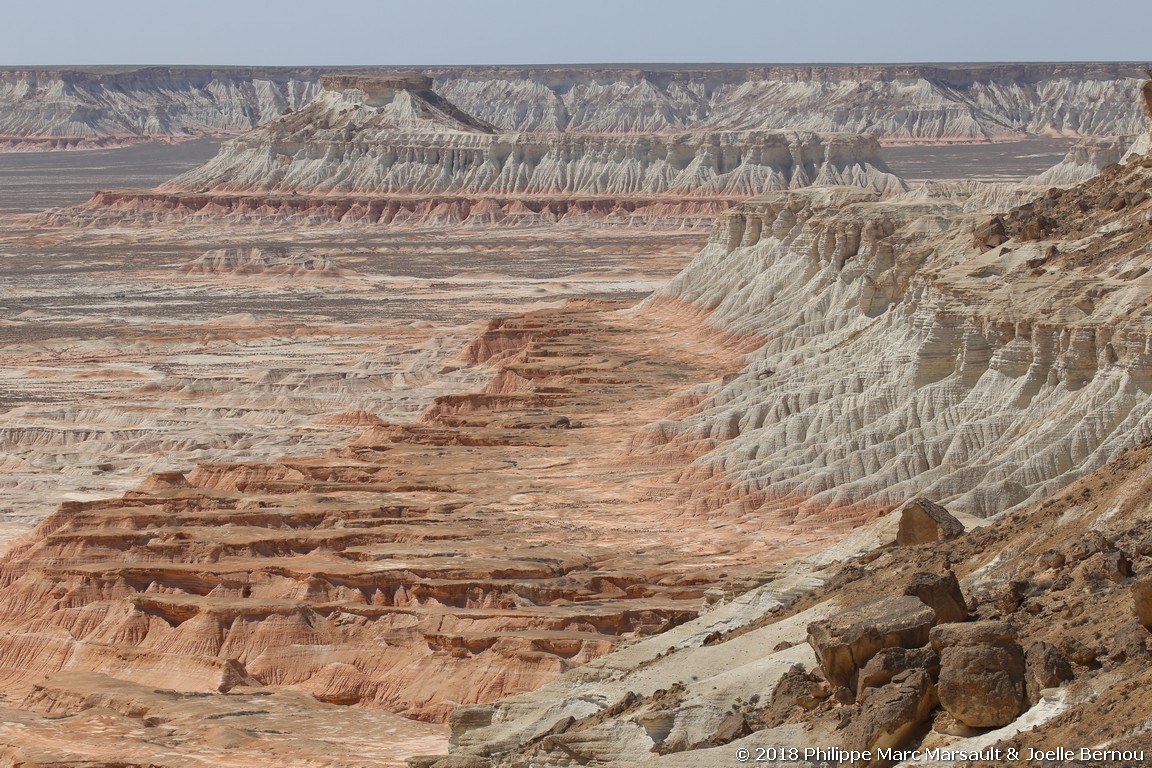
[806,596,936,690]
[183,246,346,276]
[846,668,937,765]
[1024,135,1137,186]
[433,436,1152,766]
[1024,641,1073,704]
[903,571,968,624]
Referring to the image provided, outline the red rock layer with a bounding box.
[0,301,778,723]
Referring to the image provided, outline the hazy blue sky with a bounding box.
[3,0,1149,66]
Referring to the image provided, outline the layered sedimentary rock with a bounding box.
[0,299,775,741]
[3,63,1148,151]
[431,63,1152,142]
[630,149,1152,524]
[68,76,904,227]
[421,96,1152,767]
[0,66,319,150]
[183,246,346,276]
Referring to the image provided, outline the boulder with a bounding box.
[765,664,825,725]
[1082,550,1130,584]
[972,216,1008,250]
[895,498,964,546]
[904,571,969,624]
[931,621,1025,727]
[1067,530,1113,562]
[845,669,938,765]
[930,620,1017,650]
[1024,641,1073,703]
[807,596,937,689]
[1134,577,1152,628]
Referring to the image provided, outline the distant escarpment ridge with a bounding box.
[1,62,1149,150]
[0,66,322,150]
[61,75,905,227]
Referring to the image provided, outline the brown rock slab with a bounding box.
[764,664,825,725]
[895,498,964,547]
[846,669,938,766]
[1134,577,1152,628]
[807,595,937,689]
[1024,641,1074,704]
[904,570,969,624]
[856,646,939,696]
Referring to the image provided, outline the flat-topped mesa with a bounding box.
[319,73,434,103]
[65,82,905,226]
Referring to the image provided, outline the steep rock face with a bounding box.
[628,154,1152,524]
[0,67,319,150]
[163,120,901,199]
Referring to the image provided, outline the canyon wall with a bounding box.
[2,63,1148,150]
[630,142,1152,525]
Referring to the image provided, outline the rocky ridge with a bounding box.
[630,145,1152,524]
[1,63,1149,150]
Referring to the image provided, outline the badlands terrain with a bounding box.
[0,65,1150,767]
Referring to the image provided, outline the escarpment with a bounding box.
[63,75,904,228]
[0,66,320,150]
[622,140,1152,526]
[2,63,1148,150]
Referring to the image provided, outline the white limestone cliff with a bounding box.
[633,164,1152,523]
